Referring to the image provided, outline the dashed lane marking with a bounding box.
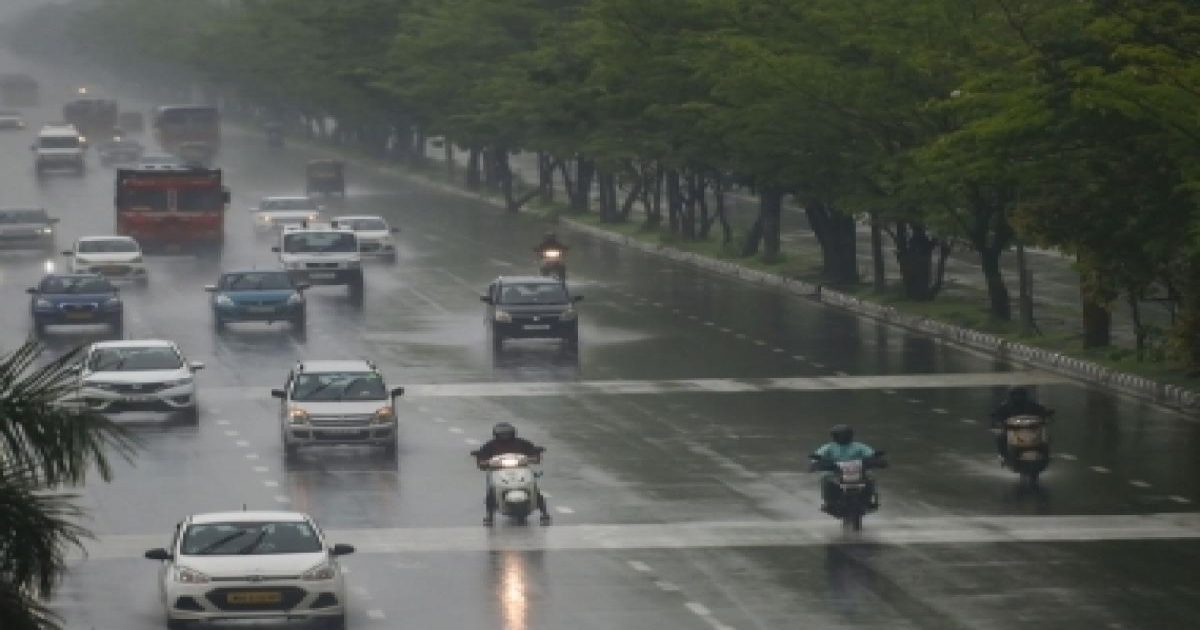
[1129,480,1152,489]
[791,355,805,361]
[773,348,786,353]
[906,398,923,404]
[75,513,1200,559]
[811,362,825,368]
[1170,496,1193,505]
[235,440,250,448]
[753,340,767,346]
[366,610,386,620]
[1057,453,1078,461]
[244,453,259,460]
[273,495,290,504]
[656,581,681,592]
[555,506,575,514]
[835,371,849,377]
[263,480,279,488]
[252,466,269,473]
[627,560,652,572]
[224,430,239,437]
[434,417,447,423]
[931,408,949,415]
[465,438,481,445]
[685,602,713,617]
[448,427,464,434]
[720,327,732,333]
[1090,466,1112,474]
[960,418,978,425]
[216,420,230,426]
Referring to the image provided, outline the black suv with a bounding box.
[481,276,582,350]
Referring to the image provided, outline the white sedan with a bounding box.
[79,339,203,422]
[332,215,399,261]
[252,196,322,234]
[64,235,147,284]
[144,511,353,630]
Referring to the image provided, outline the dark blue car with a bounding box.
[205,269,308,332]
[28,273,123,337]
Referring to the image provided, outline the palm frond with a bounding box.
[0,463,89,597]
[0,577,62,630]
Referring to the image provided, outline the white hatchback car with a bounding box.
[144,511,353,630]
[331,215,398,261]
[64,235,148,284]
[78,340,203,422]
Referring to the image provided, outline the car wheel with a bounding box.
[285,441,300,460]
[180,405,199,425]
[323,614,347,630]
[383,438,398,459]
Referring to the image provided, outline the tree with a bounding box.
[0,343,135,630]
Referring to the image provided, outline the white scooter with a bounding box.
[472,449,548,525]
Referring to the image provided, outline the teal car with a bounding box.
[205,270,308,332]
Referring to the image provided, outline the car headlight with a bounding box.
[307,213,319,221]
[286,293,304,305]
[34,298,53,309]
[214,294,234,307]
[288,407,309,425]
[259,214,273,223]
[560,308,577,321]
[494,310,512,323]
[103,297,122,309]
[372,406,394,425]
[38,227,53,235]
[302,561,335,581]
[165,376,193,387]
[174,566,209,584]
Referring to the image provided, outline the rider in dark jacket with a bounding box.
[990,387,1052,458]
[474,422,550,525]
[534,231,567,257]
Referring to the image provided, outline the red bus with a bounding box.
[115,168,229,255]
[153,105,220,163]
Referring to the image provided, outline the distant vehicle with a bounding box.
[481,276,582,351]
[95,134,145,166]
[332,215,398,261]
[77,339,203,422]
[176,140,214,167]
[32,124,85,175]
[205,269,308,333]
[136,152,182,170]
[143,511,354,629]
[63,97,118,145]
[251,196,321,234]
[118,111,144,134]
[115,167,229,256]
[305,159,344,196]
[63,236,148,284]
[0,207,58,252]
[271,222,363,298]
[27,273,122,338]
[153,104,219,160]
[270,359,405,459]
[0,110,25,129]
[0,73,38,107]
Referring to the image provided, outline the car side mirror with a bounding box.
[479,295,492,303]
[469,450,480,458]
[26,287,37,294]
[330,543,355,556]
[203,285,217,292]
[390,386,405,398]
[572,295,584,303]
[270,388,286,399]
[222,190,231,204]
[61,250,74,257]
[271,246,280,253]
[144,548,172,561]
[188,361,205,371]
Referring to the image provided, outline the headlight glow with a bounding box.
[560,308,577,321]
[286,293,304,305]
[543,249,562,260]
[494,310,512,323]
[34,298,52,309]
[500,457,519,468]
[38,227,53,235]
[302,561,335,581]
[103,297,122,309]
[174,566,209,584]
[372,406,393,424]
[214,294,234,307]
[288,407,309,424]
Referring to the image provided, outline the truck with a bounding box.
[63,98,118,145]
[114,167,229,256]
[153,105,220,164]
[0,73,38,107]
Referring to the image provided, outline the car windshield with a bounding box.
[39,275,113,294]
[180,521,321,556]
[498,283,569,305]
[340,218,387,231]
[39,136,79,149]
[88,346,182,372]
[292,371,387,401]
[283,232,356,253]
[262,198,316,211]
[0,209,48,223]
[78,239,139,253]
[220,272,294,291]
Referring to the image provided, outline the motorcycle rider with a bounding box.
[534,231,567,257]
[811,425,880,513]
[474,422,551,525]
[990,386,1053,459]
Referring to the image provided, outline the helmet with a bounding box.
[830,424,854,445]
[1006,387,1030,404]
[492,422,516,440]
[543,231,557,241]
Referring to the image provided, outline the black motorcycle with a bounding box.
[810,451,887,531]
[998,412,1052,486]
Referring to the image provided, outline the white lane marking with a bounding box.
[685,602,712,617]
[465,438,481,445]
[487,258,512,268]
[753,340,767,346]
[79,513,1200,559]
[883,389,898,395]
[224,430,239,437]
[406,287,450,314]
[366,610,386,620]
[656,581,681,592]
[688,315,699,320]
[906,398,923,404]
[960,418,977,424]
[434,417,447,423]
[273,495,290,504]
[704,321,715,326]
[245,453,259,460]
[1090,465,1112,474]
[235,440,250,448]
[1129,480,1152,489]
[627,560,652,573]
[791,355,805,361]
[252,466,269,473]
[931,408,949,415]
[448,427,464,434]
[1057,453,1078,461]
[811,362,825,368]
[216,419,230,426]
[352,586,373,600]
[653,302,664,307]
[1170,495,1193,505]
[263,480,280,488]
[735,333,747,339]
[773,348,786,353]
[720,327,732,333]
[555,506,574,514]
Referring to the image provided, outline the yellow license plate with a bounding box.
[226,591,282,605]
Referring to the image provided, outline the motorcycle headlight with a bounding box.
[38,227,53,235]
[302,561,335,581]
[372,406,394,425]
[34,298,53,309]
[286,293,305,305]
[288,407,309,425]
[559,308,577,321]
[494,310,512,323]
[543,249,562,260]
[214,294,234,307]
[174,566,209,584]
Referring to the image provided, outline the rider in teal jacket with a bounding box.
[813,425,880,512]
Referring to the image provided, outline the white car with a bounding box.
[332,215,398,261]
[272,222,363,297]
[32,123,84,175]
[64,235,147,284]
[252,196,322,234]
[78,340,203,422]
[0,110,25,130]
[144,511,353,630]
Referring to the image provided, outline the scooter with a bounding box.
[809,451,886,532]
[472,449,545,524]
[998,413,1052,486]
[539,249,566,282]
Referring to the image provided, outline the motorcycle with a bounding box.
[471,449,544,524]
[539,248,566,282]
[809,451,886,532]
[998,413,1052,486]
[265,123,284,149]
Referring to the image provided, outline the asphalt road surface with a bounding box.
[3,52,1200,630]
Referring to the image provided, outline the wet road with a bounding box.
[3,54,1200,630]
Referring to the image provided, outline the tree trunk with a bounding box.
[714,178,732,245]
[891,221,943,301]
[444,139,455,183]
[645,163,663,229]
[979,246,1012,320]
[571,158,595,213]
[666,170,682,233]
[466,146,481,191]
[745,187,783,261]
[805,199,858,286]
[870,211,886,292]
[537,152,554,204]
[1080,267,1112,348]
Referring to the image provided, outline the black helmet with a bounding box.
[492,422,517,440]
[830,424,854,445]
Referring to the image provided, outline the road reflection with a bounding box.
[491,550,544,630]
